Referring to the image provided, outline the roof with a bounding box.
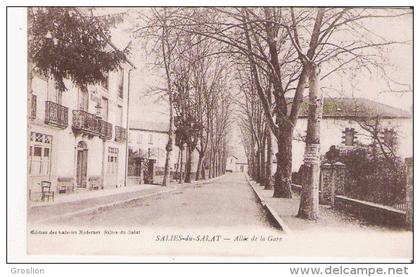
[290,97,411,119]
[129,120,169,134]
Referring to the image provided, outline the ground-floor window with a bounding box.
[29,132,52,176]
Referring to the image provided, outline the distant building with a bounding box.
[236,161,249,173]
[226,155,238,172]
[28,56,134,200]
[128,120,199,184]
[128,120,170,168]
[288,97,412,171]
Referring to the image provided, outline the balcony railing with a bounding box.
[115,125,126,142]
[45,101,68,128]
[99,120,113,140]
[72,110,101,137]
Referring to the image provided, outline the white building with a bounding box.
[236,161,249,173]
[288,97,412,171]
[128,120,200,184]
[28,56,134,200]
[128,121,170,168]
[226,155,238,172]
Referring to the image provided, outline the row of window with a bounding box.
[343,127,397,147]
[129,133,154,144]
[31,69,124,124]
[100,70,124,99]
[31,88,124,126]
[28,132,121,177]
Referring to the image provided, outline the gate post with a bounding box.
[331,162,346,207]
[320,163,332,205]
[138,158,144,184]
[148,159,156,184]
[320,162,346,206]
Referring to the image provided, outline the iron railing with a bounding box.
[115,125,126,142]
[45,101,68,128]
[99,120,113,140]
[72,110,101,136]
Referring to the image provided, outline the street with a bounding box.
[51,173,276,230]
[28,173,412,259]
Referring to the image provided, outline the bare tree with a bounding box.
[135,8,410,219]
[235,67,268,184]
[134,8,188,186]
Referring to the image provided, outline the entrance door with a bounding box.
[76,141,88,188]
[105,147,119,188]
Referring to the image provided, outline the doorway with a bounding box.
[105,147,119,188]
[76,141,88,188]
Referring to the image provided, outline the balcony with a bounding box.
[45,101,68,129]
[115,126,127,143]
[99,120,113,140]
[72,110,101,137]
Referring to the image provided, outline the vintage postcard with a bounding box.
[8,6,414,262]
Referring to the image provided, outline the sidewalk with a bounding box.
[29,184,158,208]
[246,175,413,260]
[29,175,226,224]
[247,177,398,233]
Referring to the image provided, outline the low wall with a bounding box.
[334,195,406,227]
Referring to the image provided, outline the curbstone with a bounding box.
[244,174,292,235]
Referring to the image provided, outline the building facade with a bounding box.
[288,98,412,171]
[28,64,133,200]
[226,155,238,172]
[128,120,200,184]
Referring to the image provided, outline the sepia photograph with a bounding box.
[8,6,414,262]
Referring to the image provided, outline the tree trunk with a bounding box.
[162,122,173,186]
[175,148,181,181]
[201,158,206,179]
[212,151,217,177]
[273,125,293,198]
[215,152,219,176]
[179,147,184,184]
[297,63,322,220]
[250,149,255,179]
[161,11,173,187]
[184,146,193,183]
[264,127,273,190]
[195,152,204,181]
[260,138,266,186]
[209,149,212,178]
[255,150,260,182]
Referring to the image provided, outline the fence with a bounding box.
[292,156,413,228]
[334,195,406,227]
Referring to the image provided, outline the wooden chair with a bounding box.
[41,181,54,202]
